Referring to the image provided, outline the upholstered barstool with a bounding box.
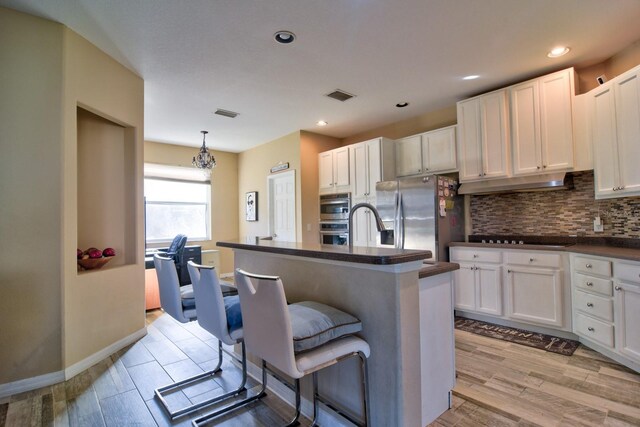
[208,268,371,427]
[153,255,244,420]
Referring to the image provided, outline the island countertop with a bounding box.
[217,239,432,265]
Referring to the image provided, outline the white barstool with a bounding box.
[153,255,247,420]
[204,268,371,427]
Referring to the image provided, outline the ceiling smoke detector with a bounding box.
[214,109,239,118]
[325,89,355,102]
[274,31,296,44]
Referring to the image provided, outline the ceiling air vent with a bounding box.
[214,109,239,118]
[325,89,355,102]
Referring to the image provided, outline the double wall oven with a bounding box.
[319,193,350,245]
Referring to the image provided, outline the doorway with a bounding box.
[267,170,296,242]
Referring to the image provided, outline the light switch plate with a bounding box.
[594,217,604,233]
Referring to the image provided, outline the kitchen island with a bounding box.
[218,239,459,427]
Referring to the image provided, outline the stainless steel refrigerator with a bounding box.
[376,175,465,261]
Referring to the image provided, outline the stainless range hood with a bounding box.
[458,172,573,195]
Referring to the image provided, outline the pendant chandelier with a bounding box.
[192,130,216,170]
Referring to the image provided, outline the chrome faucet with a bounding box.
[348,202,387,248]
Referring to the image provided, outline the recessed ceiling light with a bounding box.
[396,102,409,108]
[462,75,480,80]
[316,120,328,126]
[547,46,570,58]
[274,31,296,44]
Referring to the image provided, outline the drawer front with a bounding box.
[450,248,502,263]
[573,273,613,297]
[575,312,614,348]
[574,256,612,277]
[574,290,613,322]
[615,262,640,284]
[505,251,562,268]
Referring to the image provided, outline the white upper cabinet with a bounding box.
[510,68,574,176]
[319,146,350,194]
[590,65,640,199]
[396,126,457,178]
[349,137,395,199]
[457,90,510,182]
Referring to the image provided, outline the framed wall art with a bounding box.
[245,191,258,221]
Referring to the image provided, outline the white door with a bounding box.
[350,143,368,199]
[351,203,370,247]
[591,85,620,197]
[268,170,296,242]
[539,69,574,171]
[333,147,350,190]
[366,139,381,196]
[510,80,541,175]
[318,151,334,193]
[480,90,510,179]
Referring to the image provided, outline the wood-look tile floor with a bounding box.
[2,311,639,426]
[431,329,640,427]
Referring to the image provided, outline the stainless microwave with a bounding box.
[319,221,349,246]
[319,193,351,220]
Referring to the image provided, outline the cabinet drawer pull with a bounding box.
[529,258,535,262]
[543,165,547,168]
[586,264,592,268]
[536,166,540,169]
[615,286,622,291]
[586,282,593,287]
[587,303,594,308]
[478,174,482,177]
[473,254,478,258]
[588,327,595,332]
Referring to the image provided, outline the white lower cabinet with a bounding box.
[453,264,502,315]
[451,249,503,316]
[571,254,640,370]
[505,266,563,327]
[451,247,568,331]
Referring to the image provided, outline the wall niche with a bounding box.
[77,107,136,270]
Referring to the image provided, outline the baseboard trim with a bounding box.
[64,326,147,380]
[0,370,65,400]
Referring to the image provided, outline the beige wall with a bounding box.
[238,131,302,240]
[0,7,64,384]
[300,131,342,243]
[577,39,640,94]
[341,105,457,146]
[62,28,145,367]
[144,141,239,273]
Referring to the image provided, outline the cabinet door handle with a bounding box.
[537,166,541,170]
[478,174,482,177]
[543,165,547,168]
[615,286,622,291]
[586,282,593,287]
[473,254,478,258]
[587,303,594,308]
[620,186,625,190]
[586,264,592,268]
[529,258,535,262]
[507,269,512,273]
[588,327,595,332]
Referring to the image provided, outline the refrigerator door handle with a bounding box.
[398,192,405,249]
[394,192,400,249]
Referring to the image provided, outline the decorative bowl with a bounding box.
[78,257,112,270]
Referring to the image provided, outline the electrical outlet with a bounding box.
[594,216,604,233]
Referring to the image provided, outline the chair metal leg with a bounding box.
[284,378,301,427]
[154,340,247,420]
[312,351,370,427]
[191,359,269,427]
[309,371,319,427]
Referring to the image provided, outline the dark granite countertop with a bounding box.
[451,236,640,262]
[217,240,432,265]
[419,262,460,278]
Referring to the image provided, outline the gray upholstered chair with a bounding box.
[153,255,246,420]
[218,268,371,427]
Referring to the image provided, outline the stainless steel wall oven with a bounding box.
[319,193,351,221]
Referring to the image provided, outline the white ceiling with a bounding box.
[3,0,640,152]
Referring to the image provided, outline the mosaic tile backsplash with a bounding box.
[470,171,640,238]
